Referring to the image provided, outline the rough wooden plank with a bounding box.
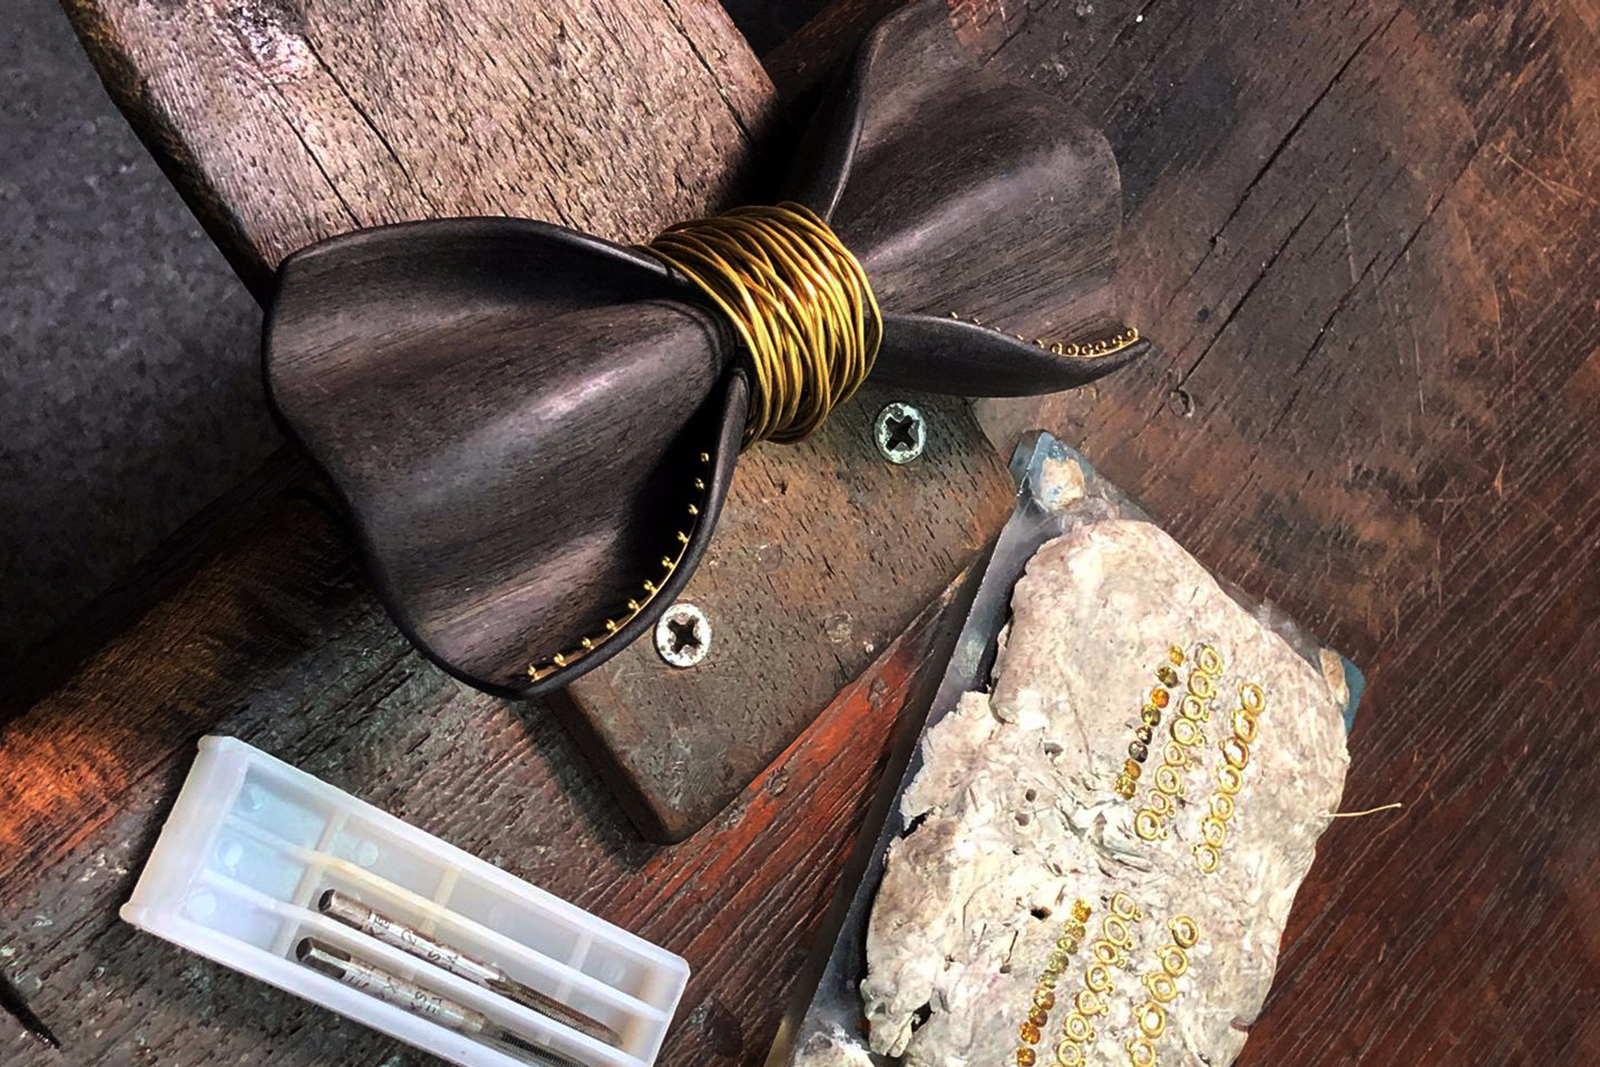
[558,385,1008,840]
[63,0,771,292]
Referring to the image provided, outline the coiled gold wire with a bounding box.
[644,202,882,446]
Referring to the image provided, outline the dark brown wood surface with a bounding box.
[6,0,1600,1065]
[49,0,1015,842]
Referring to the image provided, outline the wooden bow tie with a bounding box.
[262,4,1147,697]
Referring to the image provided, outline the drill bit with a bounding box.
[317,890,620,1047]
[296,938,584,1067]
[0,970,60,1051]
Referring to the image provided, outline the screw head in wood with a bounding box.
[655,603,711,667]
[875,402,926,464]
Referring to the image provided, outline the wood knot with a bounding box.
[219,0,313,83]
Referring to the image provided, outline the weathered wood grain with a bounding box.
[10,0,1600,1063]
[763,0,908,98]
[956,0,1600,1062]
[63,0,771,294]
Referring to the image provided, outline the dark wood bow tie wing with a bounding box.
[264,219,747,696]
[787,1,1149,395]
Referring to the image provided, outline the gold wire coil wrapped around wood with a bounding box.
[644,203,883,446]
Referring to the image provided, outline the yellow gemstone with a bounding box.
[1072,900,1091,923]
[1016,1047,1037,1067]
[1168,645,1185,665]
[1020,1021,1041,1044]
[1124,759,1142,780]
[1141,705,1161,726]
[1056,936,1079,954]
[1032,988,1056,1010]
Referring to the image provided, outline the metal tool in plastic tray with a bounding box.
[123,736,689,1067]
[764,431,1364,1064]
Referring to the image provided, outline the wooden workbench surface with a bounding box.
[5,0,1600,1063]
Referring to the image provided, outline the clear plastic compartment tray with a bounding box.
[123,736,690,1067]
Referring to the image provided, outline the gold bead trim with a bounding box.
[1014,899,1092,1067]
[1193,680,1267,874]
[1133,645,1223,841]
[946,311,1140,359]
[525,453,711,682]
